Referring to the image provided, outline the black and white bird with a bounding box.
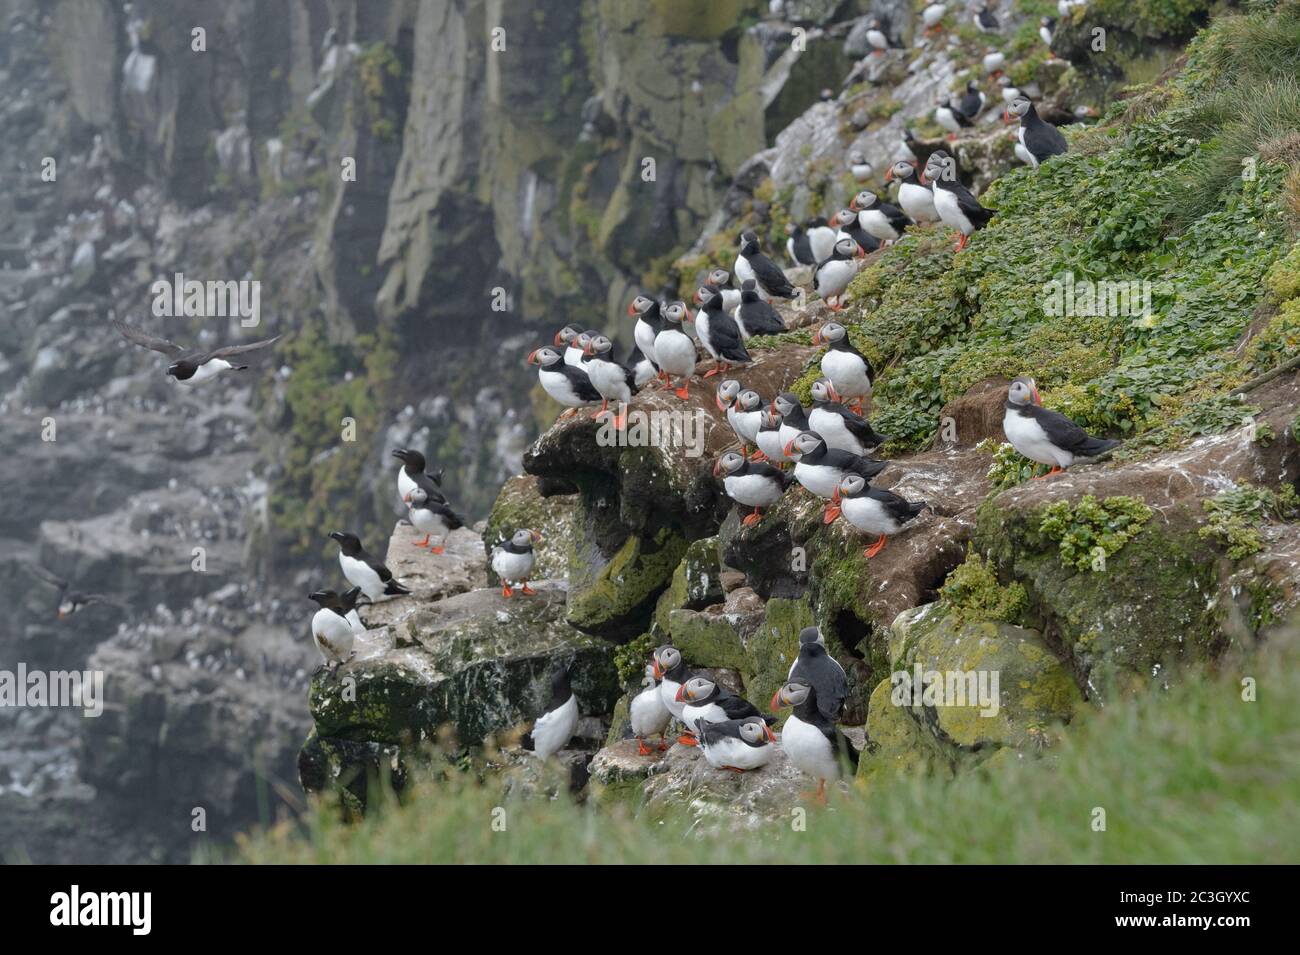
[924,150,996,250]
[807,217,840,263]
[307,589,357,673]
[973,1,999,33]
[651,645,690,729]
[554,324,584,366]
[334,584,368,634]
[786,221,818,267]
[958,80,987,121]
[627,295,664,384]
[491,528,541,597]
[527,344,602,417]
[921,2,948,35]
[935,96,974,139]
[706,268,742,313]
[755,401,792,465]
[583,334,640,425]
[736,231,797,301]
[111,319,280,385]
[391,448,445,507]
[771,680,854,803]
[698,716,777,772]
[676,675,769,740]
[627,343,658,389]
[28,565,123,620]
[813,236,863,312]
[847,151,874,184]
[814,321,874,412]
[1003,376,1120,477]
[887,159,940,224]
[865,18,891,54]
[809,377,888,455]
[1007,96,1069,168]
[694,285,751,378]
[716,377,743,427]
[830,208,879,258]
[406,484,465,554]
[714,450,793,526]
[521,664,578,760]
[653,301,697,400]
[786,627,847,724]
[833,474,927,556]
[983,48,1006,78]
[785,431,888,520]
[329,531,410,602]
[851,190,912,246]
[1040,16,1055,47]
[722,388,766,457]
[735,280,788,339]
[630,662,672,756]
[773,392,813,452]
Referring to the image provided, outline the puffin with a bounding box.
[865,18,891,54]
[755,401,792,465]
[958,80,987,121]
[329,531,410,601]
[554,324,584,366]
[806,217,840,263]
[491,528,542,597]
[973,1,999,33]
[405,484,465,554]
[111,319,280,385]
[307,589,357,674]
[694,285,751,378]
[735,279,788,338]
[676,675,770,739]
[886,159,939,224]
[814,321,875,412]
[391,447,445,507]
[706,268,742,312]
[833,474,927,555]
[773,392,813,452]
[1003,376,1121,477]
[786,626,848,724]
[626,342,658,389]
[813,236,862,311]
[921,2,947,35]
[772,680,854,803]
[736,230,797,300]
[1007,96,1069,168]
[1040,15,1055,47]
[983,48,1006,78]
[521,664,578,760]
[786,221,817,267]
[808,377,888,455]
[583,334,640,425]
[935,96,973,139]
[651,645,690,729]
[716,378,743,432]
[527,344,602,417]
[28,564,123,620]
[851,189,912,246]
[627,295,664,384]
[630,663,672,755]
[714,450,793,526]
[697,716,777,772]
[924,150,996,250]
[653,301,698,400]
[785,431,888,520]
[829,208,879,258]
[727,389,767,457]
[847,151,874,184]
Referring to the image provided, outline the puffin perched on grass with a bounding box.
[736,230,797,300]
[814,321,874,413]
[809,378,889,455]
[887,159,939,224]
[852,189,912,246]
[829,208,879,258]
[715,450,793,526]
[832,474,927,556]
[1006,96,1069,168]
[924,150,995,251]
[1003,376,1121,477]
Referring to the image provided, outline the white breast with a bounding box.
[756,428,789,462]
[311,608,355,664]
[720,288,741,312]
[702,733,773,771]
[814,259,856,300]
[898,182,938,223]
[733,409,763,444]
[538,366,588,407]
[1003,408,1072,467]
[808,407,865,455]
[340,553,385,601]
[588,358,632,402]
[695,312,717,360]
[680,701,727,734]
[659,677,685,719]
[653,329,697,377]
[409,505,450,536]
[841,494,901,536]
[531,693,579,759]
[781,714,839,781]
[734,255,757,286]
[724,472,784,508]
[634,320,658,363]
[491,547,535,584]
[793,461,843,499]
[808,227,837,263]
[933,186,974,234]
[397,469,417,501]
[563,346,583,367]
[180,358,233,385]
[630,685,671,737]
[820,349,871,399]
[345,609,365,635]
[859,208,898,241]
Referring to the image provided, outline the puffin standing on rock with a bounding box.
[627,295,664,384]
[676,676,771,741]
[491,529,542,597]
[651,645,690,732]
[329,532,410,601]
[925,150,996,250]
[694,285,751,378]
[1003,376,1121,477]
[736,230,797,301]
[785,431,888,522]
[735,279,788,338]
[809,378,889,454]
[405,484,465,554]
[774,392,813,452]
[725,390,766,459]
[1007,96,1069,168]
[814,321,874,413]
[583,334,640,426]
[522,665,578,760]
[755,401,792,466]
[653,301,698,400]
[832,474,927,556]
[772,680,854,803]
[714,450,793,526]
[630,663,672,756]
[813,236,863,312]
[698,717,777,773]
[528,345,602,418]
[787,626,847,724]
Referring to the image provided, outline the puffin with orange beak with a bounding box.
[734,279,788,338]
[924,150,995,251]
[629,660,672,756]
[755,399,792,465]
[786,627,847,723]
[808,378,889,455]
[736,230,797,300]
[29,564,123,621]
[652,301,698,400]
[887,159,939,224]
[829,207,878,258]
[832,474,927,558]
[583,334,639,427]
[490,529,542,597]
[651,645,690,733]
[771,680,854,804]
[527,344,602,419]
[851,189,911,246]
[784,431,887,523]
[694,285,751,379]
[553,324,584,366]
[812,236,862,311]
[676,675,770,741]
[697,716,777,773]
[1003,375,1120,478]
[814,321,874,413]
[627,295,665,385]
[1006,95,1068,169]
[714,450,792,526]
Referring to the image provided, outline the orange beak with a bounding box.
[674,685,687,703]
[530,530,543,543]
[526,349,539,364]
[884,167,894,182]
[770,689,784,711]
[552,331,564,346]
[583,342,593,356]
[765,723,777,742]
[850,197,861,211]
[626,302,638,317]
[712,459,724,477]
[783,439,796,456]
[812,329,823,345]
[683,307,694,322]
[832,487,841,502]
[651,658,663,679]
[693,289,703,304]
[918,170,928,185]
[827,383,841,402]
[1031,385,1042,406]
[716,394,729,412]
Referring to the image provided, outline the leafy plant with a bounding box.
[1198,483,1300,559]
[940,550,1028,624]
[1038,496,1153,571]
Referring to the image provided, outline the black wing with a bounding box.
[1025,119,1068,160]
[1029,405,1120,456]
[425,499,466,529]
[748,253,797,298]
[749,460,794,489]
[738,300,787,336]
[824,448,888,480]
[716,690,763,721]
[112,319,187,357]
[707,312,751,362]
[411,471,447,504]
[561,363,602,401]
[200,335,282,362]
[827,404,887,447]
[792,654,848,723]
[950,182,996,227]
[868,486,927,522]
[359,549,394,583]
[882,201,912,232]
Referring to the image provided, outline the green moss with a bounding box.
[939,551,1029,625]
[1037,496,1153,572]
[1199,482,1300,560]
[565,526,688,633]
[613,632,658,686]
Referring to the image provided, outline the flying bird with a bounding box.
[111,319,280,384]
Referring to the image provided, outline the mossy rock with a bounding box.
[856,678,949,786]
[566,525,689,638]
[653,537,723,631]
[482,475,577,585]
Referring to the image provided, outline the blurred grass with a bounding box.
[237,637,1300,864]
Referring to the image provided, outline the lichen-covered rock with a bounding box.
[355,524,489,632]
[482,474,578,585]
[857,677,948,785]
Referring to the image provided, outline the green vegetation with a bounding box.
[1038,495,1153,571]
[237,634,1300,863]
[1199,482,1300,559]
[938,551,1029,624]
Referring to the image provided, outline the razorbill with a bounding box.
[391,448,445,507]
[329,531,410,601]
[307,589,357,673]
[111,319,280,384]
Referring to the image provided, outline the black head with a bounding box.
[627,295,660,320]
[329,531,362,555]
[309,589,340,608]
[798,626,825,649]
[549,664,573,701]
[739,278,760,302]
[166,360,197,381]
[339,586,365,612]
[391,448,426,472]
[738,230,760,256]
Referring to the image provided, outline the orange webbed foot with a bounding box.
[675,385,691,400]
[501,585,513,598]
[428,545,445,554]
[823,504,842,524]
[864,535,887,558]
[741,509,763,526]
[677,733,698,747]
[520,583,537,596]
[637,738,653,757]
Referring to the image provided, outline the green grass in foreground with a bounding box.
[237,636,1300,864]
